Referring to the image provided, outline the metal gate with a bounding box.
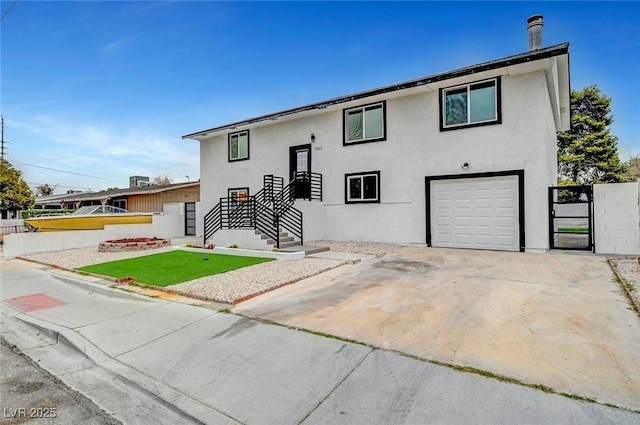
[548,185,593,251]
[185,202,196,236]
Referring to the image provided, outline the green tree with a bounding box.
[557,85,626,184]
[623,155,640,182]
[0,159,35,214]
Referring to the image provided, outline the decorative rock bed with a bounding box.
[99,237,171,253]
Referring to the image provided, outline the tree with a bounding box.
[623,155,640,182]
[0,159,35,214]
[153,175,172,185]
[36,184,54,196]
[557,85,626,184]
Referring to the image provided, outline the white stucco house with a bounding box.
[184,15,570,253]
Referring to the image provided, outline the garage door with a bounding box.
[430,176,519,251]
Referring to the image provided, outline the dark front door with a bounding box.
[185,202,196,236]
[289,144,311,199]
[548,185,594,251]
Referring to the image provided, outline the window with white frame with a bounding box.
[345,171,380,203]
[228,130,249,161]
[441,78,501,130]
[344,101,386,145]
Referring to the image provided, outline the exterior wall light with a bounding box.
[311,133,316,143]
[461,162,470,169]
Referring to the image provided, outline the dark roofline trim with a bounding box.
[183,43,569,139]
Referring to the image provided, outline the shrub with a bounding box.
[20,209,75,219]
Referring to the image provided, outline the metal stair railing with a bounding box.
[203,202,222,243]
[202,172,320,247]
[273,177,303,246]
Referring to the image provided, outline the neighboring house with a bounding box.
[183,16,570,252]
[34,182,200,212]
[33,182,201,235]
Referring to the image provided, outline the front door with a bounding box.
[185,202,196,236]
[289,144,311,199]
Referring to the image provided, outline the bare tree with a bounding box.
[153,175,172,186]
[36,184,54,196]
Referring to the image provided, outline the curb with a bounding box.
[7,314,234,424]
[15,256,153,302]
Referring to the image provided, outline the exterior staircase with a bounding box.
[203,173,322,249]
[255,230,301,249]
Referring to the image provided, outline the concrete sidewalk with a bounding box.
[1,259,639,424]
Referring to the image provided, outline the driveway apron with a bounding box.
[235,247,640,411]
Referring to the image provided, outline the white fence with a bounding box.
[594,181,640,255]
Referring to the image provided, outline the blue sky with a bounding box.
[1,1,638,194]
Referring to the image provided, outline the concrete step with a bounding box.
[279,240,301,248]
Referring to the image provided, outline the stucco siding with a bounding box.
[199,69,559,249]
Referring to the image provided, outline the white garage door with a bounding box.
[431,176,519,251]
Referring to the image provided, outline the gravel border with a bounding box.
[609,258,640,315]
[166,258,345,304]
[307,240,403,257]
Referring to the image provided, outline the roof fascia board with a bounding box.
[183,43,569,140]
[37,182,200,203]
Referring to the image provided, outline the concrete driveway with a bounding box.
[234,247,640,411]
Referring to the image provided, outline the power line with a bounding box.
[12,160,121,182]
[0,0,18,22]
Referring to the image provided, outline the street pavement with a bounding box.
[1,338,122,424]
[1,259,639,424]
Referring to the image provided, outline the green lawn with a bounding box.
[557,227,589,234]
[76,250,272,287]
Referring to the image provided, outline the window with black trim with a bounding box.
[343,101,386,145]
[228,188,249,205]
[228,130,249,161]
[441,77,501,130]
[345,171,380,204]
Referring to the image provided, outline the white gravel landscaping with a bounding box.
[611,258,640,310]
[168,257,345,303]
[306,240,403,257]
[21,246,174,269]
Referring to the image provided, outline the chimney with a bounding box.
[527,15,543,51]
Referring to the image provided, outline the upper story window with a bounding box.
[228,130,249,162]
[345,171,380,204]
[440,77,501,131]
[344,101,386,145]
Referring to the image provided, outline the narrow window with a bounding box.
[345,171,380,203]
[228,130,249,161]
[344,101,386,145]
[441,78,501,130]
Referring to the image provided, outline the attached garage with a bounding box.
[425,171,525,252]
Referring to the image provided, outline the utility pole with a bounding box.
[1,115,5,162]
